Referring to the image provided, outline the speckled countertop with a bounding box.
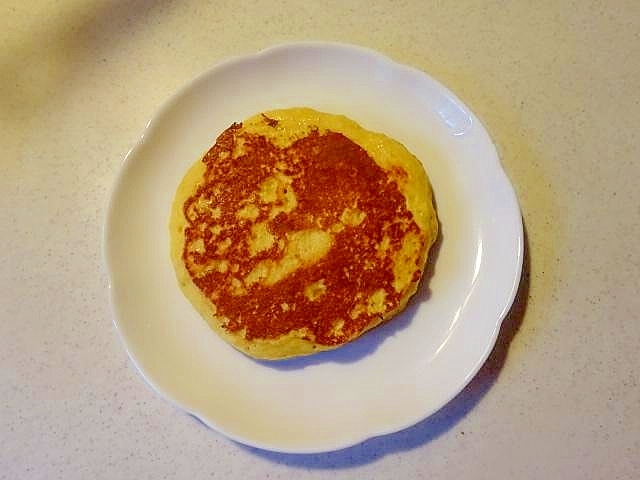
[2,1,639,478]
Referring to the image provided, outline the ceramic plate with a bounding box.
[104,42,523,453]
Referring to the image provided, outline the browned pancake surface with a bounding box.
[170,108,438,359]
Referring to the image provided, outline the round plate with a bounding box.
[104,41,523,453]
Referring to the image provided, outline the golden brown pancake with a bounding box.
[169,108,438,360]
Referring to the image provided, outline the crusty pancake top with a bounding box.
[178,111,432,348]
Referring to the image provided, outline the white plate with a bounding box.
[104,42,523,453]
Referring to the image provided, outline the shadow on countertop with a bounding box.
[244,224,530,469]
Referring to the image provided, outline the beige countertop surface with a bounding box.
[2,1,639,478]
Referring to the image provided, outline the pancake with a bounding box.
[169,108,438,360]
